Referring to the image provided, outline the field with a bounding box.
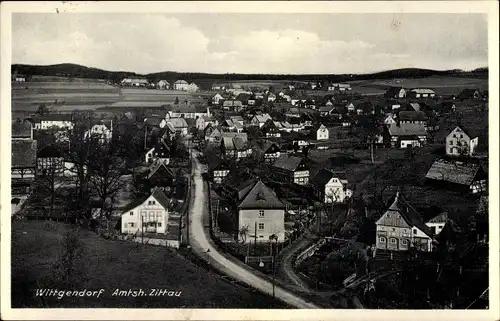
[349,76,488,96]
[11,220,286,308]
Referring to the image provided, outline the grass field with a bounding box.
[11,220,286,308]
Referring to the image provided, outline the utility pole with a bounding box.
[254,221,258,254]
[141,213,144,244]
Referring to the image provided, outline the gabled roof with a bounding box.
[238,179,285,210]
[411,88,435,94]
[12,121,32,138]
[37,144,63,158]
[381,191,434,238]
[409,103,421,112]
[147,162,175,180]
[168,118,188,128]
[451,125,480,139]
[398,111,428,122]
[273,154,305,172]
[145,117,164,127]
[122,187,171,213]
[254,113,272,123]
[34,114,73,122]
[387,123,427,136]
[223,100,243,107]
[427,212,448,224]
[235,93,254,102]
[311,169,346,187]
[174,80,188,84]
[425,158,485,186]
[12,140,37,168]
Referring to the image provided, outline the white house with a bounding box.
[251,113,272,128]
[212,93,224,105]
[156,80,170,89]
[121,188,171,235]
[408,88,436,99]
[187,82,199,92]
[267,92,277,102]
[446,126,479,157]
[84,120,112,144]
[196,115,218,131]
[173,80,190,91]
[311,169,352,204]
[384,115,397,125]
[33,114,74,131]
[315,124,329,140]
[145,141,171,164]
[328,83,351,91]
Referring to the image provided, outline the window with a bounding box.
[390,238,396,244]
[402,239,408,245]
[130,211,133,216]
[413,229,417,235]
[129,223,135,228]
[258,223,265,230]
[379,237,386,243]
[460,134,463,138]
[157,222,162,227]
[449,140,453,146]
[453,134,456,138]
[449,148,453,153]
[259,210,265,217]
[392,228,396,231]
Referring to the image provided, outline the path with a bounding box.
[187,151,319,309]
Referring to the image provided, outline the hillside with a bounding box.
[12,63,489,86]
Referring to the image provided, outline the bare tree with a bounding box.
[51,228,87,288]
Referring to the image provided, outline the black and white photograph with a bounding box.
[1,1,498,320]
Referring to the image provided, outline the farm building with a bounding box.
[261,119,282,138]
[445,126,479,157]
[32,114,74,131]
[384,122,427,148]
[397,111,428,126]
[121,77,149,87]
[156,80,170,89]
[166,104,210,119]
[209,158,231,184]
[167,118,189,135]
[272,154,309,185]
[407,88,436,99]
[328,83,351,91]
[196,115,218,131]
[173,80,190,91]
[384,87,406,99]
[236,179,286,243]
[250,113,273,128]
[425,157,487,194]
[187,82,200,92]
[375,191,438,252]
[222,99,243,111]
[252,140,281,165]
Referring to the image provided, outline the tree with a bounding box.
[239,225,249,243]
[37,103,50,116]
[88,145,127,230]
[51,228,87,288]
[36,157,65,222]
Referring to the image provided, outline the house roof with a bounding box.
[147,162,175,180]
[255,114,272,123]
[174,80,188,84]
[311,169,347,187]
[387,123,427,136]
[223,100,243,107]
[273,154,305,172]
[145,117,164,127]
[121,188,171,213]
[235,93,254,102]
[12,140,37,168]
[37,144,63,158]
[12,121,32,138]
[34,114,73,122]
[319,106,335,113]
[168,118,188,128]
[238,180,285,210]
[385,87,405,96]
[427,211,448,224]
[398,111,429,122]
[383,191,434,238]
[425,158,484,186]
[411,88,435,94]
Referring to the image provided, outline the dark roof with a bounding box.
[121,188,170,213]
[273,154,305,172]
[425,158,485,186]
[147,162,175,180]
[383,191,434,238]
[235,93,254,103]
[427,212,448,224]
[12,121,32,138]
[34,114,73,122]
[237,180,285,210]
[145,117,164,127]
[387,123,427,136]
[12,140,37,168]
[311,169,347,187]
[398,111,429,122]
[384,87,405,97]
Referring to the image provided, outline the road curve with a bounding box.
[188,153,320,309]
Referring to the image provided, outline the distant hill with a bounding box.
[12,63,489,86]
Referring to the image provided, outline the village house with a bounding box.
[120,77,149,87]
[346,102,356,113]
[156,80,170,90]
[441,101,457,114]
[376,191,439,252]
[384,87,406,99]
[12,120,34,141]
[145,141,171,164]
[187,82,200,92]
[221,119,244,133]
[407,88,436,99]
[267,92,277,102]
[253,140,281,165]
[12,140,37,195]
[425,157,487,194]
[166,104,210,119]
[319,106,336,117]
[121,188,171,235]
[142,162,175,193]
[250,113,273,128]
[211,83,225,91]
[384,122,427,148]
[173,80,190,91]
[328,83,351,91]
[458,88,481,100]
[398,111,429,126]
[205,126,222,143]
[311,169,352,204]
[222,99,244,111]
[285,107,301,118]
[32,114,74,131]
[211,93,229,105]
[84,120,113,144]
[446,126,479,157]
[196,115,218,131]
[145,116,167,129]
[272,154,309,185]
[220,133,251,160]
[300,113,315,128]
[237,179,286,243]
[384,115,397,125]
[209,158,231,184]
[36,144,64,176]
[166,118,189,136]
[12,73,27,82]
[261,119,282,138]
[235,93,254,107]
[313,123,329,141]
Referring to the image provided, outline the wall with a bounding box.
[238,208,285,243]
[122,195,169,234]
[324,180,346,203]
[293,170,309,185]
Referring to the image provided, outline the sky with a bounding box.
[12,13,488,75]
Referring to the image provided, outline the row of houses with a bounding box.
[120,78,200,91]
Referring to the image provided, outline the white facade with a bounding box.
[316,125,329,140]
[34,120,73,130]
[84,124,112,143]
[145,147,171,165]
[323,177,349,203]
[446,126,479,156]
[400,138,421,148]
[238,209,285,243]
[121,195,169,235]
[173,80,189,91]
